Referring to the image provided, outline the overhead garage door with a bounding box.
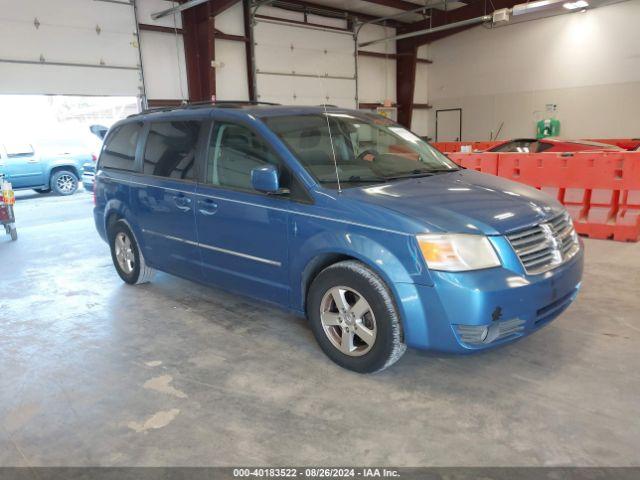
[253,12,356,108]
[0,0,142,96]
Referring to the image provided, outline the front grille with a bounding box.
[506,212,580,275]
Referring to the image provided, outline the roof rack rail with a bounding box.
[129,100,281,117]
[185,100,281,108]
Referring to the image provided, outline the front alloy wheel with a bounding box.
[307,260,406,373]
[320,286,377,356]
[51,170,78,195]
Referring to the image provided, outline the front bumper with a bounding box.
[395,243,584,353]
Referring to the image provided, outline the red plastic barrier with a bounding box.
[447,151,640,242]
[496,151,640,241]
[433,138,640,152]
[432,141,502,153]
[448,153,499,175]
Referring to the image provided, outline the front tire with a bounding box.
[109,220,155,285]
[307,260,406,373]
[50,170,78,195]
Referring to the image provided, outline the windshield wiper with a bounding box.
[384,169,436,181]
[320,175,387,184]
[385,168,459,181]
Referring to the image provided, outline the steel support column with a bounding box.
[182,2,216,101]
[396,38,417,129]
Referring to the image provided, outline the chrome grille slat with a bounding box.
[510,231,546,248]
[517,242,552,257]
[521,251,555,266]
[507,227,542,241]
[506,213,580,275]
[524,253,556,268]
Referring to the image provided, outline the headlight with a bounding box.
[417,234,501,272]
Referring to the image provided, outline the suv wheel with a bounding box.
[307,260,406,373]
[109,221,155,285]
[51,170,78,195]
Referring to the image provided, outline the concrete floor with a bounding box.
[1,190,639,467]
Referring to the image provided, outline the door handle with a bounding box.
[173,194,192,212]
[27,159,40,163]
[198,199,218,216]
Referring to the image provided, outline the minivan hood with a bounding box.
[340,169,564,235]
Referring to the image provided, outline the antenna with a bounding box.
[316,74,342,193]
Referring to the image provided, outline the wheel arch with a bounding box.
[49,164,81,179]
[298,244,416,317]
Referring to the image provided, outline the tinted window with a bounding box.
[264,114,457,187]
[5,142,34,158]
[207,122,282,190]
[536,141,553,153]
[100,122,142,171]
[491,140,537,153]
[143,121,200,180]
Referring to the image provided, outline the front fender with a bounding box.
[289,223,433,314]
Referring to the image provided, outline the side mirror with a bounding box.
[251,165,280,194]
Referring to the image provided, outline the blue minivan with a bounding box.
[93,103,583,373]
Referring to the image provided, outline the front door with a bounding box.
[132,120,203,279]
[0,142,45,188]
[195,121,290,306]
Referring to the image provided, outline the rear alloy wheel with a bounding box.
[109,220,155,285]
[51,170,78,196]
[307,260,406,373]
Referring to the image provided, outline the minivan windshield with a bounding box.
[263,112,458,187]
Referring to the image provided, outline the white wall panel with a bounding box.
[357,57,396,104]
[411,110,429,137]
[426,1,640,139]
[357,24,396,106]
[216,2,246,36]
[357,25,396,54]
[139,30,188,100]
[0,0,141,96]
[254,15,356,108]
[215,40,249,101]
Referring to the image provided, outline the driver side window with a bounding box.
[206,122,283,191]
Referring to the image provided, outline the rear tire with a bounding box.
[10,227,17,241]
[50,170,78,196]
[307,260,406,373]
[109,220,155,285]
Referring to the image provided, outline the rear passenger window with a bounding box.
[100,122,142,171]
[143,121,200,180]
[206,122,282,191]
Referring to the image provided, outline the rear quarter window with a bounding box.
[143,121,200,180]
[100,122,143,171]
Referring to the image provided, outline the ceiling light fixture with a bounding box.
[563,0,589,10]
